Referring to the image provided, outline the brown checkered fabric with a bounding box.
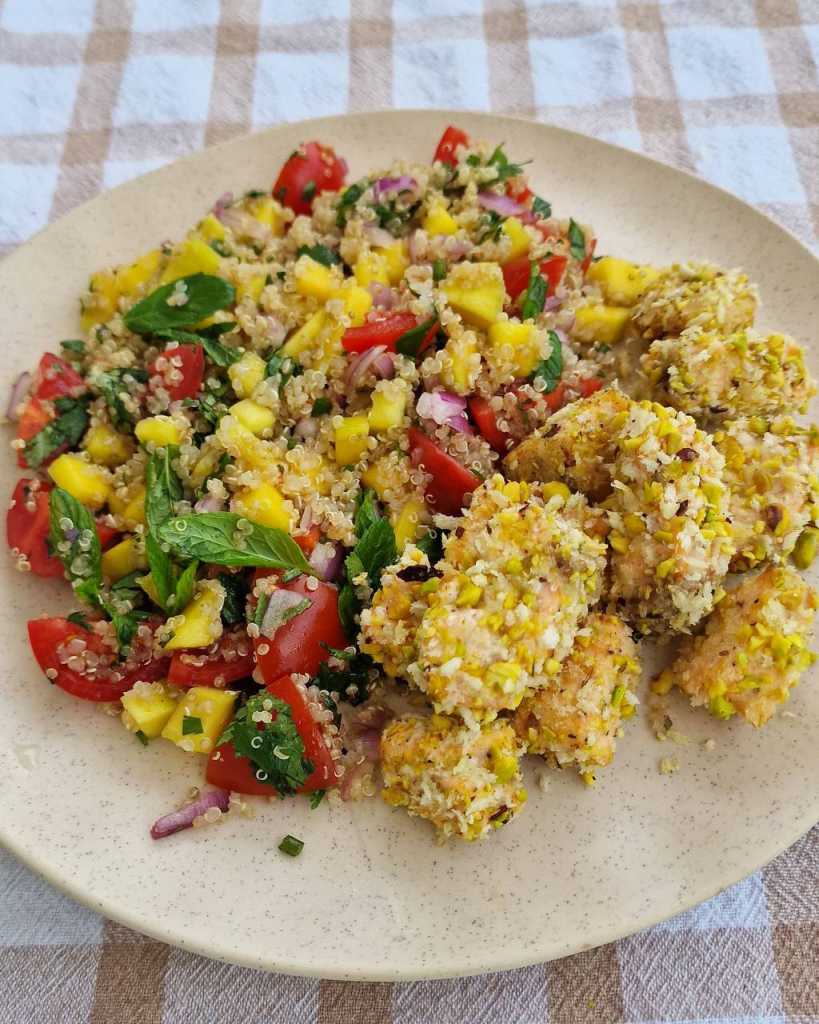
[0,0,817,1019]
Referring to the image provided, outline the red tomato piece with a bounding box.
[168,628,255,688]
[272,141,347,217]
[294,525,321,556]
[341,313,437,355]
[407,426,481,516]
[205,742,275,796]
[433,125,470,167]
[7,479,63,577]
[467,396,511,455]
[578,377,603,399]
[581,238,597,275]
[507,183,533,205]
[16,399,53,468]
[95,521,120,550]
[149,344,204,402]
[541,255,568,294]
[544,382,567,413]
[502,254,568,303]
[33,353,85,401]
[28,617,167,702]
[253,574,347,681]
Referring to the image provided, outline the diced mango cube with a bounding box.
[230,481,292,531]
[502,217,531,260]
[101,536,147,581]
[48,454,111,510]
[374,241,409,285]
[229,399,275,436]
[160,236,222,284]
[246,195,286,237]
[161,686,238,754]
[121,682,178,739]
[369,387,407,432]
[423,205,458,236]
[137,572,162,608]
[488,320,539,377]
[586,257,659,307]
[393,497,427,550]
[83,423,134,468]
[80,269,119,332]
[109,484,146,528]
[235,274,265,304]
[573,304,631,345]
[195,214,226,244]
[360,458,393,499]
[117,249,162,299]
[228,350,266,399]
[294,256,339,302]
[441,267,505,329]
[446,335,480,394]
[135,415,184,448]
[216,416,274,471]
[353,251,390,288]
[334,415,370,465]
[164,583,225,651]
[281,310,327,359]
[332,280,372,326]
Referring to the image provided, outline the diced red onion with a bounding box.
[194,494,225,514]
[364,223,397,249]
[6,372,31,421]
[346,344,388,388]
[372,351,395,379]
[261,589,311,638]
[543,294,562,312]
[211,192,234,219]
[150,788,230,840]
[367,282,396,309]
[309,541,344,581]
[294,416,319,441]
[477,192,526,217]
[219,206,271,243]
[357,728,383,762]
[372,176,417,200]
[416,390,474,435]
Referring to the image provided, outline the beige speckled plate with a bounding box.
[0,111,817,981]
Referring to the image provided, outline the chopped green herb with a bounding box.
[220,694,314,795]
[309,790,325,809]
[432,258,447,282]
[66,611,91,630]
[520,262,547,322]
[24,396,89,469]
[311,397,332,416]
[415,527,443,564]
[253,591,270,629]
[60,339,85,356]
[314,648,374,705]
[91,369,147,431]
[296,243,341,267]
[158,513,314,573]
[135,730,149,747]
[124,273,235,334]
[182,716,204,736]
[155,326,240,368]
[486,144,528,182]
[395,315,437,358]
[532,330,563,394]
[568,218,586,262]
[478,209,505,243]
[531,196,551,219]
[218,572,247,626]
[354,488,380,538]
[278,834,304,857]
[48,487,102,606]
[336,180,367,228]
[301,180,317,202]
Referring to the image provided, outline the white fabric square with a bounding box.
[1,0,95,33]
[597,128,642,152]
[0,64,81,135]
[132,0,220,31]
[529,30,633,107]
[0,847,102,945]
[103,157,171,189]
[252,51,348,125]
[688,125,806,204]
[259,0,350,23]
[803,23,819,71]
[114,54,214,126]
[393,39,490,110]
[393,0,482,18]
[0,162,59,244]
[666,27,775,101]
[656,873,770,932]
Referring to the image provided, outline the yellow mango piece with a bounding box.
[110,484,146,528]
[246,195,286,237]
[369,388,407,432]
[121,682,178,739]
[161,686,238,754]
[117,249,162,299]
[236,274,265,305]
[189,446,223,490]
[228,350,266,399]
[229,399,275,436]
[160,236,221,284]
[354,251,390,288]
[281,310,327,359]
[586,257,659,307]
[48,454,111,510]
[573,304,631,345]
[334,415,370,465]
[101,536,147,582]
[360,458,392,499]
[217,416,275,471]
[488,320,538,377]
[448,335,479,393]
[137,572,162,607]
[393,497,426,550]
[332,280,372,326]
[231,481,291,531]
[374,241,409,285]
[135,415,184,448]
[502,217,531,260]
[441,269,505,329]
[80,269,119,332]
[294,256,339,302]
[423,205,458,236]
[195,214,226,243]
[83,423,134,468]
[164,583,225,651]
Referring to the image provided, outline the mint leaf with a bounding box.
[48,486,102,605]
[156,327,241,368]
[157,513,313,573]
[144,446,183,610]
[568,219,586,262]
[297,244,340,267]
[124,273,235,334]
[520,262,547,322]
[532,330,563,393]
[532,196,551,219]
[395,315,437,358]
[354,488,380,538]
[24,397,89,469]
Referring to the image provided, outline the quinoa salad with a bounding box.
[6,124,818,846]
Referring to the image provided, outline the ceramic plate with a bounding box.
[0,111,817,981]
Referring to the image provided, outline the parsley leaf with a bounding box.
[182,716,203,735]
[336,181,367,228]
[568,219,586,262]
[395,315,438,358]
[297,244,340,267]
[486,144,528,182]
[520,262,547,322]
[60,339,86,357]
[91,368,147,431]
[124,273,235,334]
[24,396,89,469]
[314,649,374,706]
[532,196,552,219]
[157,512,314,573]
[532,330,563,394]
[220,693,314,796]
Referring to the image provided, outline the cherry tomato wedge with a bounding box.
[33,353,85,401]
[294,525,321,556]
[341,313,438,355]
[95,520,120,550]
[206,674,336,795]
[16,398,53,469]
[502,254,568,302]
[273,141,347,217]
[507,183,533,205]
[581,238,597,275]
[433,125,470,167]
[28,617,167,702]
[544,382,568,413]
[168,628,256,688]
[149,344,204,402]
[253,573,347,681]
[468,396,511,455]
[407,426,481,516]
[7,479,63,577]
[578,377,603,398]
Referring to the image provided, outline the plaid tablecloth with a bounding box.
[1,1,817,1021]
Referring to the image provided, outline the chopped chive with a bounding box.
[279,834,305,857]
[311,397,331,416]
[182,716,203,736]
[432,258,447,282]
[135,730,149,746]
[309,789,326,809]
